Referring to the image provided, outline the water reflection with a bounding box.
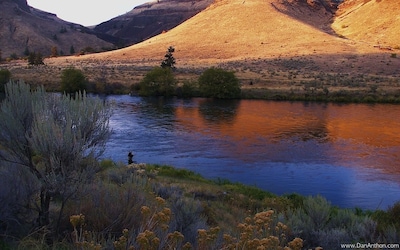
[198,99,240,124]
[103,96,400,209]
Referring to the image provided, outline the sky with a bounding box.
[27,0,151,26]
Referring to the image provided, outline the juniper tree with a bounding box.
[0,81,112,233]
[161,46,176,69]
[70,45,75,55]
[28,52,44,65]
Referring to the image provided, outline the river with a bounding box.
[102,95,400,210]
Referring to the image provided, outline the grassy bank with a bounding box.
[3,162,398,249]
[4,59,400,103]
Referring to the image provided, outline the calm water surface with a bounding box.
[102,95,400,210]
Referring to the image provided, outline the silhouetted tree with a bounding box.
[161,46,176,69]
[51,46,58,57]
[70,45,75,55]
[24,47,30,56]
[28,52,44,66]
[0,69,11,92]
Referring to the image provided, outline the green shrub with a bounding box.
[150,164,206,182]
[198,67,241,99]
[139,67,176,96]
[286,195,382,249]
[60,67,87,94]
[177,79,200,98]
[225,182,275,200]
[99,159,117,171]
[371,201,400,234]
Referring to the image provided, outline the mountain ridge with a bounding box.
[93,0,214,46]
[0,0,113,58]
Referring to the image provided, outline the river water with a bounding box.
[102,95,400,210]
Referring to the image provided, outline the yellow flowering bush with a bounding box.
[218,210,303,250]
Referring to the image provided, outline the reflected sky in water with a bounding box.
[103,95,400,210]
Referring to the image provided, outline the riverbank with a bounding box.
[4,161,396,249]
[3,56,400,103]
[70,162,400,249]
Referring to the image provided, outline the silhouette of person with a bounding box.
[128,152,134,164]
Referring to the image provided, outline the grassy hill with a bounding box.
[332,0,400,48]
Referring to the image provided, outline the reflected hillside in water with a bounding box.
[173,99,400,176]
[103,96,400,209]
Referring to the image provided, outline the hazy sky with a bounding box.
[27,0,151,26]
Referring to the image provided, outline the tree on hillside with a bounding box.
[28,52,44,66]
[0,81,112,234]
[161,46,176,69]
[70,45,75,55]
[24,47,30,56]
[51,46,59,57]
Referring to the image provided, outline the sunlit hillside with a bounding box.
[13,0,400,91]
[332,0,400,48]
[90,0,355,61]
[61,0,399,78]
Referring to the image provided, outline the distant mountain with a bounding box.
[93,0,214,46]
[0,0,113,58]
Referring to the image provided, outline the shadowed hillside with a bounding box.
[0,0,113,58]
[94,0,214,46]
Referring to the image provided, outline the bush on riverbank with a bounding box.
[241,87,400,103]
[138,66,176,97]
[60,67,87,94]
[198,67,241,99]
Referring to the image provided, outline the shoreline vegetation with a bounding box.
[2,56,400,103]
[3,160,400,249]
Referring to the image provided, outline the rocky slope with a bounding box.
[93,0,214,46]
[0,0,113,58]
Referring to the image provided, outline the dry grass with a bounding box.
[4,0,400,94]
